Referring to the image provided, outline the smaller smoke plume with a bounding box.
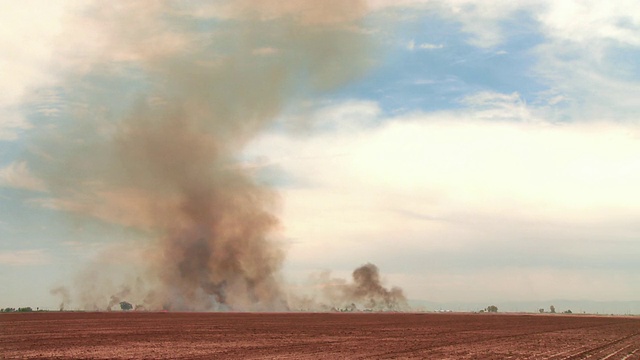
[50,286,71,311]
[346,263,408,311]
[295,263,409,312]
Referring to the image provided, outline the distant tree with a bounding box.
[17,307,33,312]
[550,305,556,314]
[563,309,572,314]
[539,308,544,313]
[120,301,133,311]
[486,305,498,313]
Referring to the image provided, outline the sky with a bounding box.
[1,0,640,312]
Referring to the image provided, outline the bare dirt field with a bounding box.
[2,312,639,359]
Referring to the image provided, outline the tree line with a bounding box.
[1,307,36,312]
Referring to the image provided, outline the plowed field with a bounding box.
[2,312,639,359]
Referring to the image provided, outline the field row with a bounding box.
[2,312,639,359]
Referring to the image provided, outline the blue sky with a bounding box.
[1,1,640,312]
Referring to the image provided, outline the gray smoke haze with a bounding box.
[50,286,71,311]
[106,286,132,311]
[29,1,405,311]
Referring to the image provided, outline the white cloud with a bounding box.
[252,47,279,56]
[0,1,65,102]
[291,113,640,223]
[391,0,640,120]
[527,1,640,120]
[533,40,640,121]
[407,40,444,50]
[0,109,30,141]
[253,97,640,224]
[419,42,444,49]
[373,0,633,125]
[407,40,416,51]
[367,0,431,11]
[376,0,640,49]
[0,161,46,191]
[402,268,640,303]
[538,0,640,46]
[247,98,640,301]
[461,91,525,110]
[310,100,381,132]
[0,1,74,141]
[431,0,542,48]
[0,249,52,266]
[454,92,536,123]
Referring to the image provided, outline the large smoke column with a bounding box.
[27,1,376,311]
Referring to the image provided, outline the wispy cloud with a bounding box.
[461,91,524,108]
[538,0,640,46]
[0,110,30,141]
[419,42,444,50]
[0,249,52,266]
[252,47,279,56]
[459,91,533,122]
[407,40,444,51]
[533,40,640,121]
[392,0,640,120]
[384,1,640,49]
[0,1,68,138]
[0,161,46,191]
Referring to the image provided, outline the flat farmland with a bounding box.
[2,312,640,359]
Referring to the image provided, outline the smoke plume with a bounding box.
[294,263,408,311]
[106,286,132,311]
[347,263,408,310]
[50,286,71,311]
[29,1,405,311]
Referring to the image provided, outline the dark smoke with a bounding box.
[348,263,408,310]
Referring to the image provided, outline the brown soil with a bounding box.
[2,312,639,359]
